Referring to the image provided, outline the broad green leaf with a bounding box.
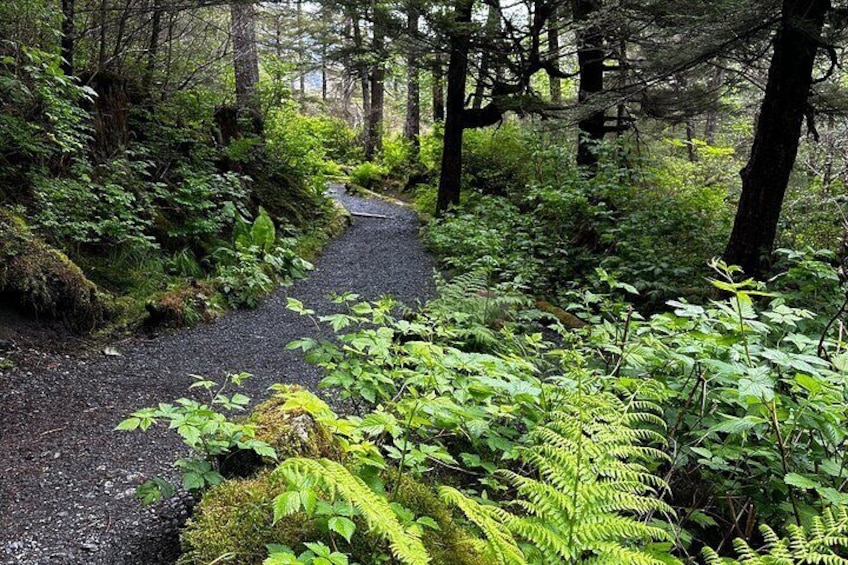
[328,516,356,542]
[784,473,820,490]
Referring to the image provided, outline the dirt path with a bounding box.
[0,188,435,565]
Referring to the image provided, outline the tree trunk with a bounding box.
[60,0,75,75]
[365,3,386,160]
[573,0,606,172]
[297,0,305,96]
[548,5,562,104]
[231,1,261,117]
[436,0,474,214]
[144,0,162,89]
[723,0,829,276]
[98,0,108,69]
[404,3,421,150]
[432,57,445,123]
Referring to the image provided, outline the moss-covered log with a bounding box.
[0,209,108,332]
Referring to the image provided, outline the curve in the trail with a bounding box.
[0,187,435,565]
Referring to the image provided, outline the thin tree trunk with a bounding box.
[548,5,562,104]
[145,0,162,88]
[98,0,107,69]
[432,56,445,123]
[573,0,605,172]
[724,0,829,276]
[61,0,75,75]
[297,0,305,96]
[404,3,421,149]
[437,0,474,214]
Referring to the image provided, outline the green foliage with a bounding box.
[265,101,333,193]
[0,40,92,200]
[442,386,677,565]
[116,372,277,503]
[702,507,848,565]
[273,458,430,565]
[461,123,533,196]
[350,162,386,191]
[214,208,313,309]
[424,135,732,306]
[32,158,157,249]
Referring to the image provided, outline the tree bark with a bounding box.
[548,5,562,104]
[60,0,75,75]
[573,0,606,172]
[432,56,445,123]
[231,1,261,116]
[144,0,162,89]
[436,0,474,214]
[723,0,829,276]
[404,3,421,150]
[365,3,386,160]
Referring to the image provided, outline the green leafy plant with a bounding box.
[116,372,276,503]
[702,507,848,565]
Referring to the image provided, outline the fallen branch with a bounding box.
[350,212,391,219]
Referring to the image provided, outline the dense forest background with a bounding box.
[8,0,848,564]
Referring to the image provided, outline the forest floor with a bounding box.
[0,187,435,565]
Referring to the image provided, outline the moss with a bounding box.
[0,208,108,332]
[391,476,488,565]
[534,298,587,329]
[178,471,320,565]
[145,281,219,329]
[247,386,342,462]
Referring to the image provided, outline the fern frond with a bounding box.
[439,486,526,565]
[274,458,430,565]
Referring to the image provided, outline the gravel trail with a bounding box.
[0,187,435,564]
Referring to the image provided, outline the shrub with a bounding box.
[349,162,385,191]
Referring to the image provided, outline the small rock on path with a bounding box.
[0,187,435,564]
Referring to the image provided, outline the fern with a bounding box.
[273,458,430,565]
[702,507,848,565]
[443,387,679,565]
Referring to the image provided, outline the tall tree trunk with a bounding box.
[724,0,829,276]
[231,1,261,116]
[404,3,421,149]
[548,5,562,104]
[60,0,75,75]
[297,0,305,96]
[437,0,474,214]
[432,57,445,123]
[365,3,386,160]
[573,0,606,172]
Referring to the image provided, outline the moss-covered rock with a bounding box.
[179,470,489,565]
[177,471,320,565]
[0,208,108,332]
[218,385,341,479]
[145,282,219,329]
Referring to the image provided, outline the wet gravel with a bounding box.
[0,187,435,564]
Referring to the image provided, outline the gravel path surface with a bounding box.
[0,187,435,565]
